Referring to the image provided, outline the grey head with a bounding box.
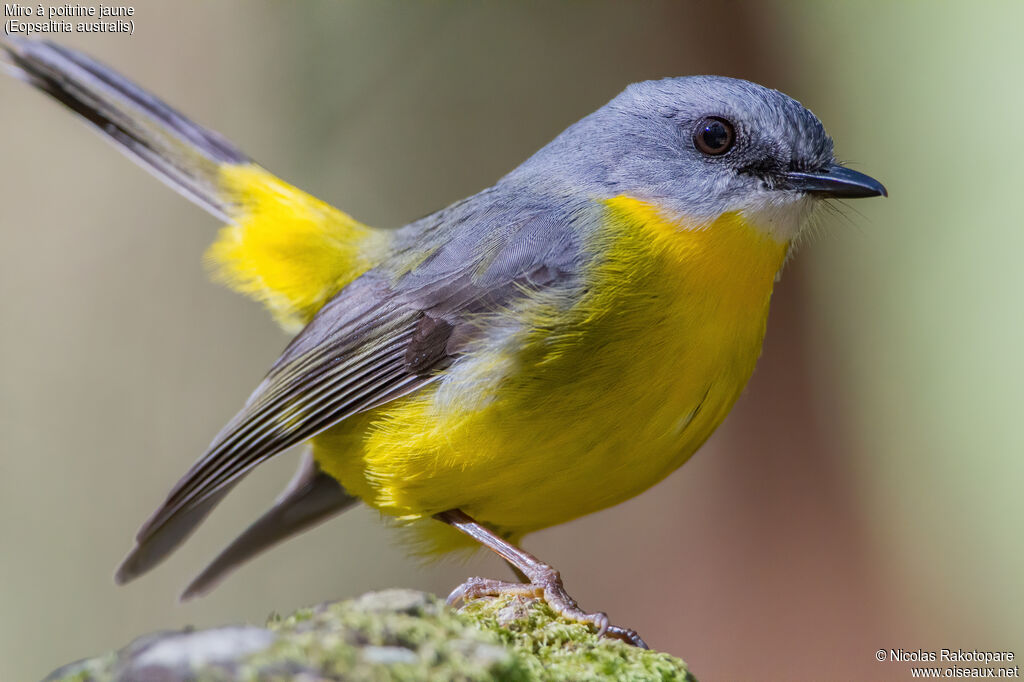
[504,76,885,239]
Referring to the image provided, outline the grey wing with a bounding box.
[115,277,432,583]
[115,207,582,584]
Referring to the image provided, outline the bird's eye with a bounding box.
[694,117,735,156]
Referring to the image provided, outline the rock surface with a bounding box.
[46,589,694,681]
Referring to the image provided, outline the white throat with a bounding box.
[737,191,816,242]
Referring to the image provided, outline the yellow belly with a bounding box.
[313,196,788,552]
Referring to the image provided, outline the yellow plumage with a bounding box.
[203,174,788,553]
[311,196,789,552]
[206,164,390,332]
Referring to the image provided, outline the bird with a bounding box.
[2,37,885,648]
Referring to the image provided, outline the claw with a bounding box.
[446,582,467,607]
[605,624,649,649]
[434,510,648,648]
[447,573,646,647]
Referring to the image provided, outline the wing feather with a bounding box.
[117,207,583,583]
[133,318,424,542]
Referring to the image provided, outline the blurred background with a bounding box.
[1,1,1021,680]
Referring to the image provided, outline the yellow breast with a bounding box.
[313,196,789,552]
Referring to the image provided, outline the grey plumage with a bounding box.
[499,76,834,221]
[117,203,586,583]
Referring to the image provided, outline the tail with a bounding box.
[1,37,390,331]
[178,451,358,600]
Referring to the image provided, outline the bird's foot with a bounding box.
[447,569,648,649]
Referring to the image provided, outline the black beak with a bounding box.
[784,164,887,198]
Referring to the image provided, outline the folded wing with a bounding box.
[116,207,583,584]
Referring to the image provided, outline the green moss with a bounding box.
[459,594,694,682]
[45,590,693,681]
[245,590,529,681]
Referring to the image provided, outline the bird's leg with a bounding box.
[434,508,648,648]
[504,559,529,584]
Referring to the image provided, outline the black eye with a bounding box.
[694,117,735,156]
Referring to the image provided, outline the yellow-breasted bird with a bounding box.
[2,37,885,646]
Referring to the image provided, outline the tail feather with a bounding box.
[3,38,386,591]
[2,37,391,330]
[1,36,246,220]
[179,451,358,599]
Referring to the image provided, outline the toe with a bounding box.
[589,611,610,637]
[605,624,649,649]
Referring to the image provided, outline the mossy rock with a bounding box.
[47,589,694,681]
